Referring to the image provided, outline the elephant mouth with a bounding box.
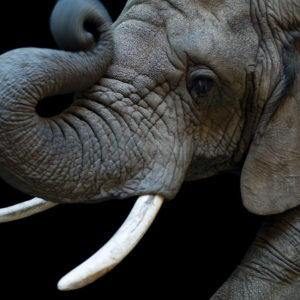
[0,194,164,290]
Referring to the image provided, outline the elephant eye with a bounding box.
[192,77,214,97]
[187,68,218,101]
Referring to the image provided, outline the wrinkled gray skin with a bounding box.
[0,0,300,298]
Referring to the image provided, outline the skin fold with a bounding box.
[0,0,300,297]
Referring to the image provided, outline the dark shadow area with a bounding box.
[36,94,74,118]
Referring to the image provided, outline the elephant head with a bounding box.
[1,0,300,297]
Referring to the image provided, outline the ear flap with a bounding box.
[241,42,300,215]
[268,0,300,33]
[241,1,300,215]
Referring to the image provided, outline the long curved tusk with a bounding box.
[0,197,58,223]
[57,194,164,291]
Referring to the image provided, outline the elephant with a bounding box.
[0,0,300,298]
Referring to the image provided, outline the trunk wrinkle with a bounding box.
[0,0,114,202]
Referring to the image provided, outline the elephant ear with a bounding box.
[241,4,300,215]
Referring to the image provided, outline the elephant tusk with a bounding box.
[0,198,58,223]
[57,194,164,291]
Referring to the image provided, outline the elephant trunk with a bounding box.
[0,0,113,202]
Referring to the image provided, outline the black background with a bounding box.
[0,1,263,299]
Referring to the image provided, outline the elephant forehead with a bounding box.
[166,4,258,71]
[115,0,258,83]
[121,0,252,24]
[174,22,257,71]
[122,0,233,17]
[112,10,182,84]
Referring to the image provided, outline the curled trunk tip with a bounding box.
[50,0,113,51]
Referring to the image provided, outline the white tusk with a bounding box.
[57,194,164,291]
[0,197,58,223]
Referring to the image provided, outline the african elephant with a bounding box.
[0,0,300,298]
